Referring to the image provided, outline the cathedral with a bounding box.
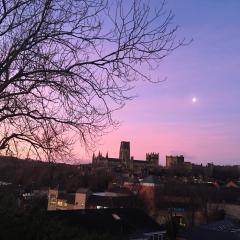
[92,141,159,172]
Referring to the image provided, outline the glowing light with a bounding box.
[192,97,197,103]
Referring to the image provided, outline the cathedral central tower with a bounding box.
[119,141,130,165]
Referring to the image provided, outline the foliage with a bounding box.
[0,208,112,240]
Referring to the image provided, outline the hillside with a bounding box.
[0,156,111,191]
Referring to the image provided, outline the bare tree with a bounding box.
[0,0,185,160]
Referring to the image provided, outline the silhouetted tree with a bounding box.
[0,0,185,160]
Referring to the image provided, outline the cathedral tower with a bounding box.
[119,141,130,165]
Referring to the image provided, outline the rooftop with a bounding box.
[187,219,240,240]
[47,208,165,239]
[93,192,130,197]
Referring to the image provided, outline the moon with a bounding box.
[192,97,197,103]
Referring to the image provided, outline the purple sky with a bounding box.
[77,0,240,166]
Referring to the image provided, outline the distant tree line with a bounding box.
[0,156,112,191]
[156,165,240,181]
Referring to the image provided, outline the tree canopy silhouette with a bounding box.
[0,0,185,160]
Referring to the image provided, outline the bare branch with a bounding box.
[0,0,186,161]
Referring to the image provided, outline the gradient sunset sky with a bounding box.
[78,0,240,166]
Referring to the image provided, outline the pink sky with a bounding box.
[74,1,240,166]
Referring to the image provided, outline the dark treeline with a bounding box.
[156,165,240,181]
[0,207,111,240]
[0,156,112,191]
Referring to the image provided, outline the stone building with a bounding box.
[146,153,159,166]
[119,141,130,167]
[166,155,184,168]
[92,141,159,173]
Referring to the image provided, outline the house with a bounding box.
[47,188,135,210]
[47,188,91,210]
[124,175,161,212]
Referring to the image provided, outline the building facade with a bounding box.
[119,141,130,167]
[166,155,184,168]
[48,188,91,211]
[92,141,159,172]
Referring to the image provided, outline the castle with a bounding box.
[166,155,184,168]
[92,141,159,172]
